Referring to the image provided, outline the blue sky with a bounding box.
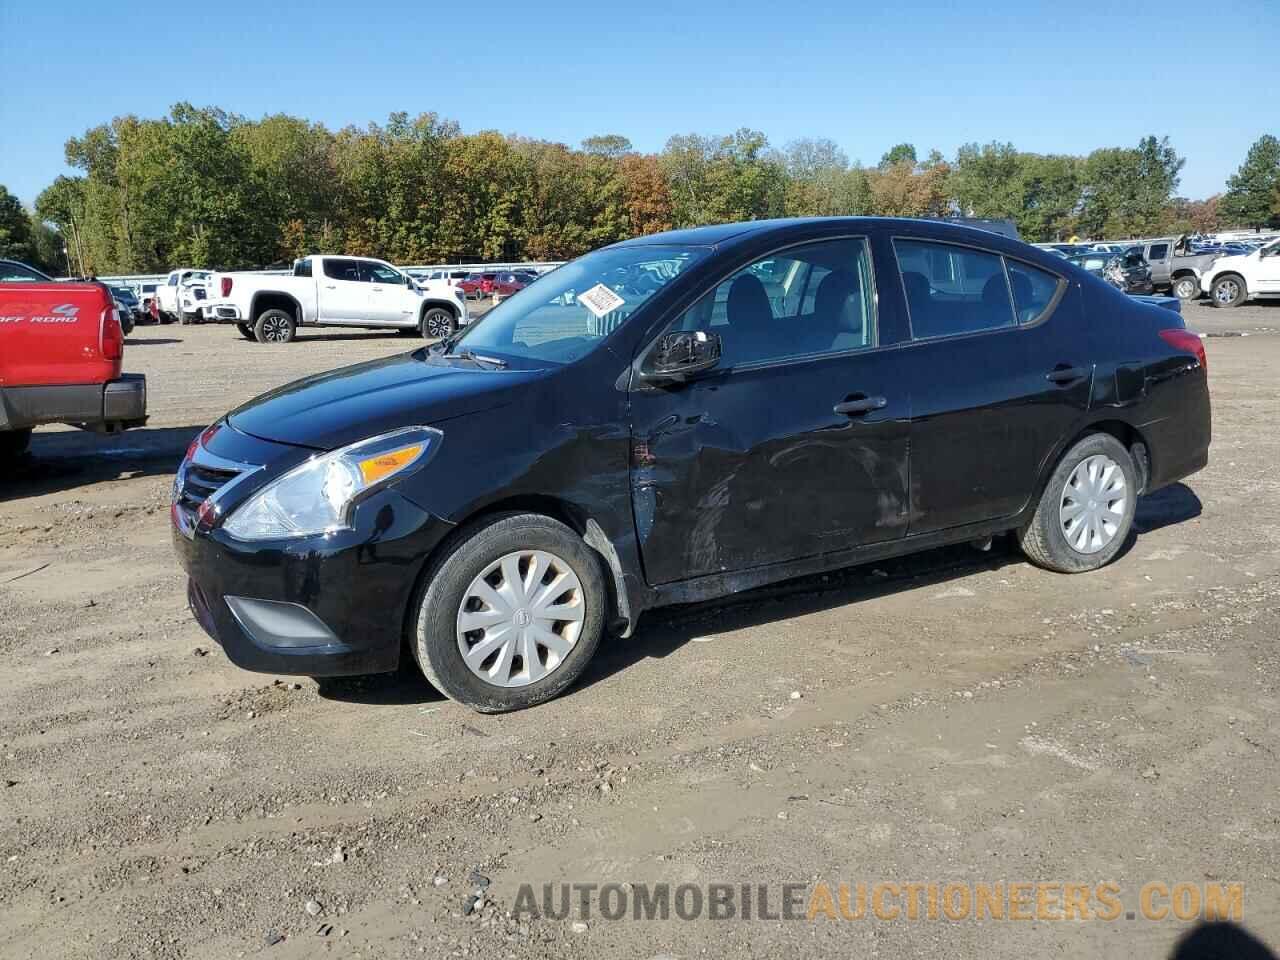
[1,0,1275,207]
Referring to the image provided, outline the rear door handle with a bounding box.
[834,395,887,416]
[1046,365,1089,384]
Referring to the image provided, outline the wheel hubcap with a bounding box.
[456,550,585,688]
[264,317,288,341]
[427,313,451,337]
[1060,454,1127,555]
[1216,281,1239,303]
[1177,279,1194,297]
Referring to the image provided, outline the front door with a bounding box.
[318,258,368,322]
[891,237,1091,534]
[630,237,910,585]
[1254,243,1280,293]
[362,261,418,325]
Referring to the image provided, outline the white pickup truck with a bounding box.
[202,255,469,343]
[156,268,212,324]
[1199,237,1280,307]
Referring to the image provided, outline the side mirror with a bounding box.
[643,330,722,382]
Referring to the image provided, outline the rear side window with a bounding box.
[1006,261,1061,324]
[894,240,1015,339]
[294,259,312,278]
[323,258,361,282]
[0,261,48,281]
[1147,243,1169,260]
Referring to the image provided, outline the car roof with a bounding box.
[614,216,1038,253]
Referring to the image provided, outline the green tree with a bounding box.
[581,135,633,159]
[0,185,36,263]
[35,176,91,274]
[1220,134,1280,229]
[878,143,917,170]
[1078,136,1184,238]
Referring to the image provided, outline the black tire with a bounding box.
[421,307,457,340]
[236,323,254,340]
[1172,275,1201,301]
[1018,433,1138,574]
[411,513,607,713]
[1211,273,1247,309]
[0,428,33,461]
[254,309,296,344]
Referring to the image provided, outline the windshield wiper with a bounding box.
[442,348,507,368]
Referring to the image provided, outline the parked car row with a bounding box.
[458,269,540,300]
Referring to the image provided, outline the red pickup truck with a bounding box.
[0,259,147,460]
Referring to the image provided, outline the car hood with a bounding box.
[228,350,549,450]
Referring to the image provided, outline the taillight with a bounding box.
[221,276,233,297]
[1159,328,1207,372]
[101,307,124,360]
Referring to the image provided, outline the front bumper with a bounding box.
[0,373,147,432]
[171,426,454,676]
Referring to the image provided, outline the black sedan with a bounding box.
[1066,251,1155,295]
[172,218,1211,712]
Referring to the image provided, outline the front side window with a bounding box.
[895,240,1015,339]
[362,262,404,284]
[452,244,708,365]
[323,258,361,282]
[668,238,876,367]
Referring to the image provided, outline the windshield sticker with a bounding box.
[577,283,626,318]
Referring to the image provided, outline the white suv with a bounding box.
[1200,237,1280,308]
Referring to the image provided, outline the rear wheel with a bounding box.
[1018,433,1137,573]
[254,309,296,344]
[0,428,32,461]
[421,307,457,340]
[1172,275,1200,301]
[412,513,606,713]
[236,323,254,340]
[1211,274,1247,308]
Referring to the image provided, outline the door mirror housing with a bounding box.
[643,330,722,382]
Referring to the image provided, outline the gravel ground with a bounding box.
[1,307,1278,959]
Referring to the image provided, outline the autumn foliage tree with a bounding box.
[24,106,1244,275]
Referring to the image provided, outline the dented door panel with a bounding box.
[630,351,910,586]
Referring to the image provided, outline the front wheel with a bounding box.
[1172,275,1200,301]
[254,309,297,344]
[1211,274,1247,308]
[1018,433,1137,573]
[412,514,606,712]
[421,307,457,340]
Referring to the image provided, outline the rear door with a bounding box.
[318,258,367,322]
[891,236,1090,534]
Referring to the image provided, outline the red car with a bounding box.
[458,272,499,300]
[490,271,537,297]
[0,259,147,459]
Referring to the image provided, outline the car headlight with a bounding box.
[223,426,442,541]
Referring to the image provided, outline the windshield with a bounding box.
[452,244,708,364]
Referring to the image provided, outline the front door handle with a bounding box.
[834,395,888,416]
[1046,365,1089,384]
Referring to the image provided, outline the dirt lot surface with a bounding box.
[2,306,1278,959]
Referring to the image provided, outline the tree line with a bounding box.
[2,104,1277,276]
